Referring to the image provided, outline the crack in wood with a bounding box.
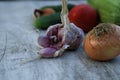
[0,33,8,63]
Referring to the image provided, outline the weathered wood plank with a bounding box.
[0,1,120,80]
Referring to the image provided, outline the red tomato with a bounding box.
[68,4,99,33]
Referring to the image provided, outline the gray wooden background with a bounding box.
[0,1,120,80]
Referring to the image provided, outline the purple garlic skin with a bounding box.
[38,24,64,49]
[38,23,84,50]
[37,48,57,58]
[37,23,84,58]
[64,23,84,50]
[38,36,50,48]
[45,23,84,50]
[37,0,84,58]
[46,24,63,37]
[38,35,62,49]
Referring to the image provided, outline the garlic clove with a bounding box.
[37,48,57,58]
[38,36,50,48]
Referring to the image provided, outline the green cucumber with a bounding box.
[40,4,75,12]
[34,12,61,30]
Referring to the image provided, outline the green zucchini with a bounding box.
[40,4,75,12]
[34,12,61,29]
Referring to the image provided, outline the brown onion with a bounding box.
[84,23,120,61]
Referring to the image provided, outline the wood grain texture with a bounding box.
[0,1,120,80]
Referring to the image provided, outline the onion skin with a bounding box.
[34,8,55,18]
[41,8,55,16]
[84,24,120,61]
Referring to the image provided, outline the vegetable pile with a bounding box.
[32,0,120,61]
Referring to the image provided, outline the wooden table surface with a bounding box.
[0,1,120,80]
